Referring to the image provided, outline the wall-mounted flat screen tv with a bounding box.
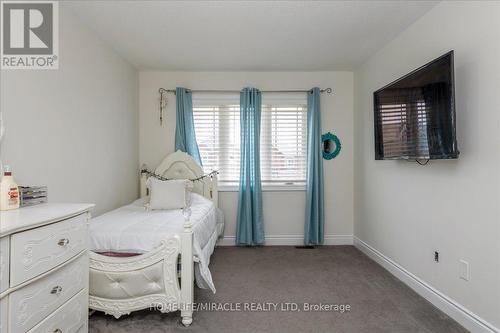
[374,51,459,160]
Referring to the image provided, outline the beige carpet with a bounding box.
[89,246,468,333]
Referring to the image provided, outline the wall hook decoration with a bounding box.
[158,88,168,126]
[322,132,341,160]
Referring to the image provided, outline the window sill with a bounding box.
[218,184,306,192]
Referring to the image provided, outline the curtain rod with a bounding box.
[158,87,333,94]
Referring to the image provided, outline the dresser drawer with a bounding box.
[27,289,87,333]
[9,254,88,333]
[10,213,87,286]
[0,237,9,293]
[0,296,7,333]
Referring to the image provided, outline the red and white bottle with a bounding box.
[0,165,20,210]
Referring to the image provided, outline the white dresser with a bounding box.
[0,203,94,333]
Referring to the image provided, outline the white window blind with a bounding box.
[260,103,307,185]
[193,94,307,186]
[193,103,241,183]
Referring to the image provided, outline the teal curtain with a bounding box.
[236,88,265,245]
[304,87,324,245]
[175,87,203,166]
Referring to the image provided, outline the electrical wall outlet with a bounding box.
[459,260,470,281]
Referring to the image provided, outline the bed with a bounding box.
[87,151,222,326]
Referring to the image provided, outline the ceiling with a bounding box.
[65,1,438,71]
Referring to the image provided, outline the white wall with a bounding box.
[0,5,139,216]
[139,71,353,243]
[354,1,499,330]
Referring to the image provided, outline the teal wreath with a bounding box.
[322,132,341,160]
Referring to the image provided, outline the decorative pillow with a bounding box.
[146,178,192,210]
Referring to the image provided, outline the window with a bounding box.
[193,94,307,187]
[260,102,307,185]
[193,100,241,183]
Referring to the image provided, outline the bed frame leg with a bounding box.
[181,207,194,327]
[182,315,193,327]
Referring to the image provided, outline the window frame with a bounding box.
[192,93,307,191]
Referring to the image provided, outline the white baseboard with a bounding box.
[353,237,499,333]
[217,234,353,246]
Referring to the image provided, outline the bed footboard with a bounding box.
[89,217,195,326]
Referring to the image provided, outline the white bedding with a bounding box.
[89,193,223,293]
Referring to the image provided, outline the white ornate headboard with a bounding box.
[140,150,218,207]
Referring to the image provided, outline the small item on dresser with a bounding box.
[0,165,20,211]
[19,186,48,207]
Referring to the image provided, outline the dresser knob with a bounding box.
[57,238,69,246]
[53,329,62,333]
[51,286,63,294]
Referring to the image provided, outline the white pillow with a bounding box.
[146,178,192,210]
